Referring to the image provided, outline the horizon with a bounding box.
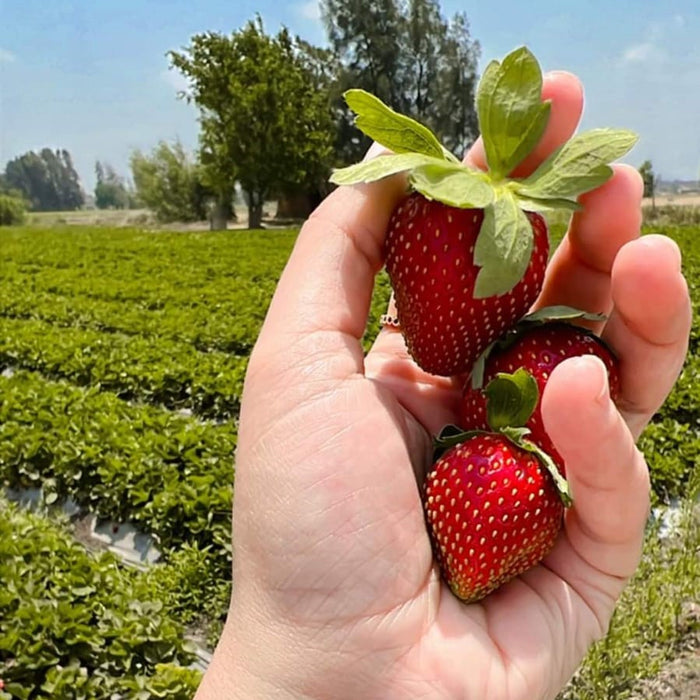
[1,0,699,193]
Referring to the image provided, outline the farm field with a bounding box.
[0,222,698,699]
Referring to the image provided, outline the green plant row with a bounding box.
[0,227,298,353]
[0,226,392,354]
[0,316,248,421]
[0,370,235,561]
[0,499,202,700]
[0,279,265,355]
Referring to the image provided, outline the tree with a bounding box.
[321,0,480,163]
[130,141,209,223]
[3,149,84,211]
[168,17,335,229]
[94,162,131,209]
[639,160,659,212]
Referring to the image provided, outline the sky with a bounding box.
[1,0,699,192]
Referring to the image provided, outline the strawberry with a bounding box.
[331,46,637,376]
[384,195,548,375]
[462,319,620,474]
[425,369,571,602]
[424,431,564,602]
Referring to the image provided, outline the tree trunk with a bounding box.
[276,192,314,220]
[248,202,263,229]
[209,197,229,231]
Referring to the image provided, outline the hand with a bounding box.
[196,72,692,700]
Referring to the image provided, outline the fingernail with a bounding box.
[638,234,682,271]
[589,356,610,404]
[569,355,609,404]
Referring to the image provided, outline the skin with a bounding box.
[195,71,692,699]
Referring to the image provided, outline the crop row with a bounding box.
[0,499,201,699]
[0,316,248,420]
[0,370,235,560]
[0,284,263,354]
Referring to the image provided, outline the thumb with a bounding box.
[541,355,650,579]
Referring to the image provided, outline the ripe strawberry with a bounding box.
[461,321,620,473]
[424,431,565,602]
[384,194,549,375]
[331,47,636,377]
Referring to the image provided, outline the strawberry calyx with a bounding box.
[330,47,638,299]
[434,368,572,506]
[470,304,610,389]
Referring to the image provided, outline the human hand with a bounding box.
[196,72,692,700]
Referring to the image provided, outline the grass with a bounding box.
[559,458,700,699]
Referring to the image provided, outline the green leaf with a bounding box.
[329,153,442,186]
[432,425,484,461]
[344,89,446,159]
[520,305,607,325]
[514,193,583,213]
[485,368,539,430]
[409,162,495,208]
[519,128,639,199]
[507,433,573,507]
[477,47,549,179]
[473,191,534,298]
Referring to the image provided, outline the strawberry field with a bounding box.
[1,222,698,699]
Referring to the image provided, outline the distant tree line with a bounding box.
[1,0,482,228]
[5,2,670,231]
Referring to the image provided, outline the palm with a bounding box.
[236,334,606,699]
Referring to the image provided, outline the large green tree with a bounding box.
[168,17,335,229]
[94,162,131,210]
[130,141,209,223]
[3,149,84,211]
[321,0,480,163]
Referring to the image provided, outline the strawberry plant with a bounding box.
[0,499,201,699]
[332,47,637,375]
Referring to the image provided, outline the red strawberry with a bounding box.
[384,193,549,375]
[331,47,636,378]
[461,321,620,473]
[424,431,565,602]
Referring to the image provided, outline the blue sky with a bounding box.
[1,0,699,191]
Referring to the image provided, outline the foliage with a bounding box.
[638,159,658,200]
[0,499,201,699]
[130,140,209,223]
[321,0,480,162]
[0,226,298,354]
[94,161,132,209]
[3,148,84,211]
[145,542,231,644]
[0,193,26,226]
[169,17,335,229]
[0,370,236,560]
[644,203,700,226]
[0,316,248,420]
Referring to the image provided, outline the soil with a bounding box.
[644,193,700,208]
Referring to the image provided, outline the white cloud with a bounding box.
[0,48,16,63]
[622,42,656,64]
[297,1,321,22]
